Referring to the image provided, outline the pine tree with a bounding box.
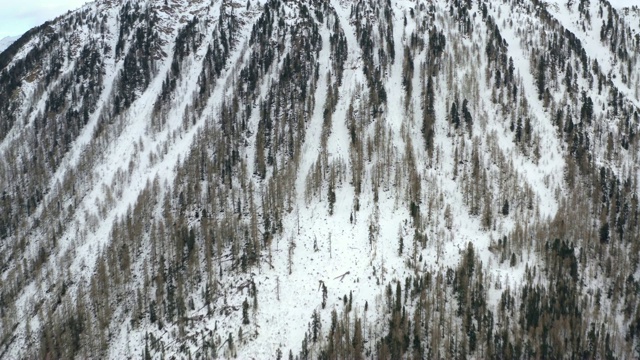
[451,101,460,129]
[328,182,336,215]
[242,298,250,325]
[322,284,328,309]
[353,317,364,359]
[144,334,151,360]
[312,310,321,343]
[600,222,610,243]
[462,99,473,135]
[537,55,546,100]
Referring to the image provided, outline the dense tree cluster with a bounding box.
[0,0,639,358]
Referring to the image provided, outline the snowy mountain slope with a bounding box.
[0,0,639,359]
[0,36,18,53]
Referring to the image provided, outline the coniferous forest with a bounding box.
[0,0,640,358]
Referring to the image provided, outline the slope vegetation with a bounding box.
[0,0,639,359]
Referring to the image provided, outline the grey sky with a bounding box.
[0,0,91,38]
[1,0,639,39]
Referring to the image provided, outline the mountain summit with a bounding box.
[0,0,639,358]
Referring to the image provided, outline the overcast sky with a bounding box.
[1,0,640,39]
[0,0,91,39]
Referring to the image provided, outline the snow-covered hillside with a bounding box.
[0,0,639,359]
[0,36,18,53]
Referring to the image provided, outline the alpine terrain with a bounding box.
[1,0,640,358]
[0,37,19,54]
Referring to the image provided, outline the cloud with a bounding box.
[0,0,91,38]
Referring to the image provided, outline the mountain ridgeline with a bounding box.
[0,0,639,358]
